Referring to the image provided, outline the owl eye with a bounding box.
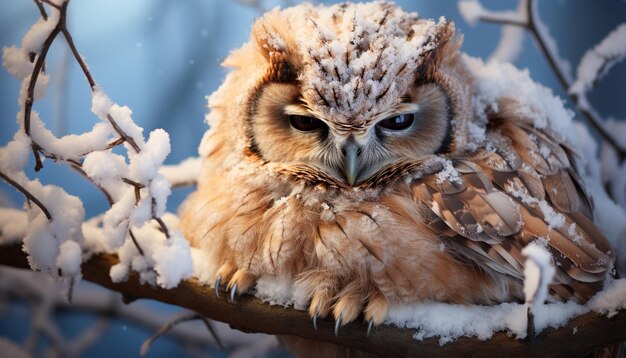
[289,115,326,131]
[377,113,415,131]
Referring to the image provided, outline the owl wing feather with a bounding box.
[412,115,615,303]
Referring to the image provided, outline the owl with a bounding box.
[180,1,615,336]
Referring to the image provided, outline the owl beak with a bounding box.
[343,145,359,186]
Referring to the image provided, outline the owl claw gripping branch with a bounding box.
[180,0,615,341]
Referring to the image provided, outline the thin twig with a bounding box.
[60,28,95,89]
[473,16,527,28]
[104,137,125,150]
[140,312,222,356]
[473,0,626,159]
[199,316,224,351]
[0,170,52,220]
[33,0,48,20]
[525,1,624,154]
[105,114,141,153]
[60,24,141,153]
[128,230,144,256]
[152,198,170,239]
[122,178,144,204]
[39,0,60,10]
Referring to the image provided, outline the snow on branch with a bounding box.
[570,24,626,98]
[459,0,626,161]
[458,0,527,27]
[1,245,625,357]
[0,0,197,297]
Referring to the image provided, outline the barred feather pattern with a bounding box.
[413,110,614,304]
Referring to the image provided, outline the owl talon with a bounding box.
[229,283,238,302]
[312,314,318,331]
[366,319,374,337]
[334,316,342,337]
[214,275,222,298]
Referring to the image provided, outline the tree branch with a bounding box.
[0,171,52,220]
[0,244,623,357]
[524,0,625,160]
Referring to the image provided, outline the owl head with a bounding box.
[204,2,475,188]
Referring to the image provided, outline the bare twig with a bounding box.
[39,0,60,10]
[152,198,170,239]
[464,0,626,159]
[33,0,48,20]
[128,230,144,256]
[140,311,223,356]
[122,177,144,204]
[199,316,224,350]
[524,1,625,159]
[0,170,52,220]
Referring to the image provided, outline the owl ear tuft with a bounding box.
[416,19,459,84]
[252,14,300,84]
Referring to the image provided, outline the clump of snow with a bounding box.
[160,157,202,187]
[255,275,295,307]
[537,200,565,230]
[0,208,28,244]
[152,233,192,289]
[129,129,170,182]
[0,0,189,294]
[56,240,82,277]
[111,214,192,289]
[435,159,461,184]
[0,133,31,173]
[458,0,527,28]
[597,119,626,209]
[2,46,35,80]
[489,25,525,64]
[22,12,58,53]
[386,299,585,345]
[191,247,217,284]
[22,215,57,273]
[29,112,114,161]
[589,279,626,318]
[573,122,626,273]
[83,151,129,200]
[465,56,577,143]
[458,0,484,26]
[91,88,145,150]
[570,24,626,97]
[509,187,566,231]
[523,244,555,309]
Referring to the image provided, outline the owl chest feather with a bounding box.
[181,172,511,304]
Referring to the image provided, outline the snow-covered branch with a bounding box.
[459,0,626,160]
[458,0,527,27]
[1,245,625,357]
[0,0,197,296]
[570,24,626,98]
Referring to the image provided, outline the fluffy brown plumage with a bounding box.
[180,1,615,336]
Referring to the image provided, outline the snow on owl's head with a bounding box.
[207,2,472,187]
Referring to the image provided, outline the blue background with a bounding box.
[0,0,624,356]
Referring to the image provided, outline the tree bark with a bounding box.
[0,243,624,357]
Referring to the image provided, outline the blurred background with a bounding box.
[0,0,624,356]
